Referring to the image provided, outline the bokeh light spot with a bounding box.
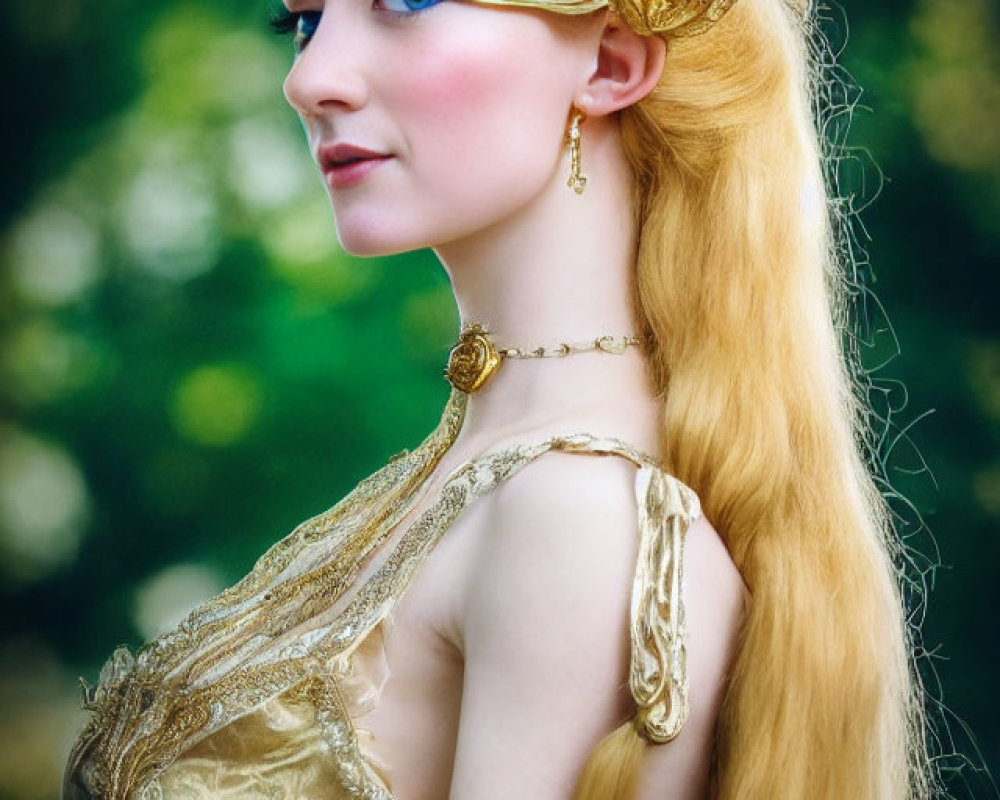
[196,32,288,115]
[264,196,340,265]
[171,364,263,447]
[132,563,226,640]
[6,204,101,306]
[118,159,219,281]
[967,342,1000,421]
[1,320,107,407]
[972,464,1000,517]
[228,116,311,211]
[908,0,1000,172]
[264,199,376,302]
[0,428,90,584]
[142,12,282,120]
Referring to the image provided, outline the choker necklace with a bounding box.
[444,322,641,394]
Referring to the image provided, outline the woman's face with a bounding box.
[281,0,601,256]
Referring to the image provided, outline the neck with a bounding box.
[432,117,662,449]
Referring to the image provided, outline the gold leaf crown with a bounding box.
[611,0,738,36]
[468,0,738,37]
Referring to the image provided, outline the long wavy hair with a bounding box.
[571,0,935,797]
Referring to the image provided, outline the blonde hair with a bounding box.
[573,0,935,796]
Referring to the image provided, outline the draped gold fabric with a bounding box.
[63,388,701,799]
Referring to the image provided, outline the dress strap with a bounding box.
[628,464,701,742]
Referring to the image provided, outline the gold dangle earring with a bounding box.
[566,108,587,195]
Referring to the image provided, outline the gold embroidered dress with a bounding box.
[63,387,701,800]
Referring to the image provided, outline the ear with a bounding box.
[575,17,666,116]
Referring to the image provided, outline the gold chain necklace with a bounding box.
[443,322,641,394]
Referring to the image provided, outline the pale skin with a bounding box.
[282,0,746,797]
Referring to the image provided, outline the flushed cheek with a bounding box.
[396,44,510,122]
[385,38,563,196]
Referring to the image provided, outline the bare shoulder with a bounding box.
[461,451,645,654]
[472,449,644,584]
[449,451,747,799]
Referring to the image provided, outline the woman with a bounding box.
[63,0,935,797]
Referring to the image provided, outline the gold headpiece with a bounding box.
[611,0,738,36]
[468,0,738,38]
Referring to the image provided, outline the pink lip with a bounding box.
[317,143,393,190]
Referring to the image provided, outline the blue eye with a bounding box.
[294,11,322,52]
[269,0,442,53]
[377,0,443,15]
[270,8,322,53]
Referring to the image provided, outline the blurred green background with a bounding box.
[0,0,996,797]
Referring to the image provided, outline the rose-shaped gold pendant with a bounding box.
[444,323,502,393]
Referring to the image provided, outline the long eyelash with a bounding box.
[269,6,300,36]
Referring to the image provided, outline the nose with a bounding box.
[282,12,369,118]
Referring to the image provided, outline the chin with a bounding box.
[336,237,400,258]
[330,202,499,258]
[332,215,425,258]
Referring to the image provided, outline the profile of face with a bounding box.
[281,0,604,257]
